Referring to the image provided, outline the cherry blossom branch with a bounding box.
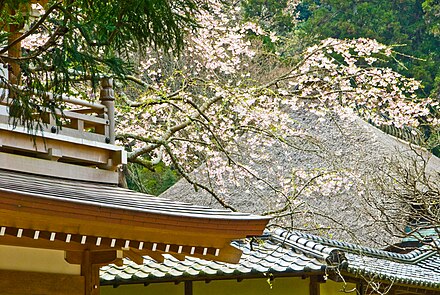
[126,95,223,161]
[124,76,189,107]
[258,42,337,90]
[263,172,328,216]
[162,142,238,211]
[237,125,321,153]
[1,25,69,62]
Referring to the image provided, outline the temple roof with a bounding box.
[0,169,270,263]
[0,169,266,220]
[101,228,440,290]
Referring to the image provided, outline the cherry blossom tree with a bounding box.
[2,0,439,228]
[115,1,438,211]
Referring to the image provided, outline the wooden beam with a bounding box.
[140,249,165,263]
[124,249,145,265]
[0,233,87,251]
[0,129,113,165]
[0,225,238,266]
[0,269,84,295]
[90,250,123,265]
[0,152,119,184]
[0,212,252,265]
[0,197,266,244]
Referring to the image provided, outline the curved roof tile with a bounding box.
[101,229,440,289]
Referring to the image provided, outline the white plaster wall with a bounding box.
[321,280,357,295]
[101,277,358,295]
[102,277,310,295]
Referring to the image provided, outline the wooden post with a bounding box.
[100,78,115,144]
[81,250,101,295]
[184,281,193,295]
[309,276,320,295]
[7,24,21,85]
[356,281,364,295]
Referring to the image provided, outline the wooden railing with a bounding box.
[0,78,124,184]
[0,78,115,144]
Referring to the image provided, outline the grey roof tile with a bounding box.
[150,269,167,278]
[168,269,184,276]
[0,169,268,221]
[134,271,150,279]
[101,273,115,281]
[101,229,440,289]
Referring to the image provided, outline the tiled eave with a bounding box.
[101,229,440,291]
[101,237,327,286]
[277,230,440,290]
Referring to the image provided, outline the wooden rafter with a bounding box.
[0,225,226,263]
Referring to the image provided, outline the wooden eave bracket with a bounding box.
[65,250,124,266]
[123,249,146,265]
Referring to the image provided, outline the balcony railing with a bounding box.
[0,78,125,184]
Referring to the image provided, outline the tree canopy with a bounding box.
[1,0,440,242]
[0,0,200,127]
[243,0,440,98]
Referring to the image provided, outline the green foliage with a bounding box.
[126,162,180,196]
[422,0,440,37]
[296,0,440,97]
[242,0,296,35]
[0,0,200,130]
[426,127,440,156]
[241,0,298,52]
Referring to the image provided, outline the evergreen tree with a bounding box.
[0,0,200,128]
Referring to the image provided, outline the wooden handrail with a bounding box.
[0,82,114,141]
[0,82,106,111]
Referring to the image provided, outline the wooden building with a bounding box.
[0,2,270,294]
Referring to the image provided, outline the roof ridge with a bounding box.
[274,229,436,264]
[270,230,346,266]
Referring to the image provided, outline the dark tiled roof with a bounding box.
[101,229,440,289]
[101,234,327,284]
[0,169,267,220]
[277,230,434,263]
[276,229,440,288]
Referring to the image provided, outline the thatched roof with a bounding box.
[160,109,440,247]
